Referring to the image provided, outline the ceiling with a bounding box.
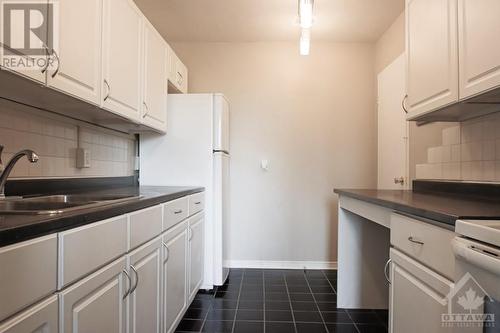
[134,0,404,43]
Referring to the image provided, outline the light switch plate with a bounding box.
[76,148,91,168]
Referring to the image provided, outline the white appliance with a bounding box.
[140,93,230,289]
[452,220,500,332]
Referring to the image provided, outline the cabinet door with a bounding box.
[405,0,459,119]
[47,0,102,105]
[389,249,452,333]
[458,0,500,99]
[162,222,188,333]
[128,237,162,333]
[60,257,128,333]
[142,20,167,132]
[0,296,58,333]
[188,215,204,301]
[102,0,142,122]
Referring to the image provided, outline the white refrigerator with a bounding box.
[140,93,230,289]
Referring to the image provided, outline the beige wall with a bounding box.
[375,12,405,74]
[173,42,377,265]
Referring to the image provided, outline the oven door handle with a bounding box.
[453,238,500,276]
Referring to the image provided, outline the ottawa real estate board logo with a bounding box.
[442,272,496,330]
[0,0,59,71]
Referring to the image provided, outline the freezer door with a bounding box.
[213,152,230,285]
[213,94,230,153]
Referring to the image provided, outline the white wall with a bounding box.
[173,42,377,267]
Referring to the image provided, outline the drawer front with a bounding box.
[0,235,57,322]
[188,192,205,216]
[59,215,128,288]
[0,295,59,333]
[390,213,456,279]
[129,205,163,250]
[163,197,189,231]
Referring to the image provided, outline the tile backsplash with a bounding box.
[0,100,136,178]
[415,112,500,182]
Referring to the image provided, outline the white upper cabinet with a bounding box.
[47,0,102,105]
[167,48,188,94]
[142,19,168,133]
[405,0,459,119]
[102,0,142,122]
[458,0,500,100]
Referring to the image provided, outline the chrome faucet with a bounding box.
[0,146,39,198]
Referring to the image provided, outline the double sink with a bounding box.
[0,194,143,215]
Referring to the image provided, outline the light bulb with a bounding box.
[300,28,310,56]
[299,0,314,29]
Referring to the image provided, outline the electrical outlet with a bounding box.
[76,148,91,168]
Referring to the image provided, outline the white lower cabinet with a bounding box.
[0,296,58,333]
[389,248,453,333]
[188,214,204,301]
[59,257,128,333]
[127,237,162,333]
[162,221,189,333]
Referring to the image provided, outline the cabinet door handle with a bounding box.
[142,102,149,118]
[130,265,139,295]
[163,242,170,261]
[122,269,132,299]
[194,201,201,205]
[408,236,424,245]
[51,48,60,78]
[402,94,408,114]
[174,209,183,215]
[189,227,193,241]
[103,79,111,101]
[177,72,183,85]
[384,259,392,285]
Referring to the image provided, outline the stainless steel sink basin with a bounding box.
[0,194,143,215]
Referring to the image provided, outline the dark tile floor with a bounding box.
[175,269,388,333]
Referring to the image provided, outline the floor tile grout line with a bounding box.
[304,271,331,333]
[283,273,299,333]
[321,270,337,295]
[230,269,245,333]
[197,303,211,333]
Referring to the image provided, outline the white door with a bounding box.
[162,222,188,333]
[213,95,230,153]
[128,237,162,333]
[188,215,204,301]
[102,0,142,122]
[213,152,230,286]
[406,0,459,119]
[0,296,58,333]
[458,0,500,100]
[60,258,128,333]
[142,19,167,133]
[47,0,102,105]
[378,55,409,189]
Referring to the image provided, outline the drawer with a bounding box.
[390,213,456,280]
[128,205,162,250]
[58,215,127,288]
[188,192,205,216]
[0,295,58,333]
[0,235,57,322]
[163,197,189,231]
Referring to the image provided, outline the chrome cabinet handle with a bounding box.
[41,45,50,73]
[103,79,110,101]
[384,259,392,285]
[174,209,183,215]
[402,94,408,114]
[130,265,139,295]
[163,242,170,261]
[194,201,201,205]
[122,269,132,299]
[142,102,149,118]
[177,72,183,85]
[408,236,424,245]
[51,48,60,78]
[189,227,193,241]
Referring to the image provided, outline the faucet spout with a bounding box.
[0,149,39,198]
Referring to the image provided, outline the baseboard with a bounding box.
[225,260,337,270]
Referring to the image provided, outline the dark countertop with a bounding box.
[0,186,204,247]
[334,188,500,226]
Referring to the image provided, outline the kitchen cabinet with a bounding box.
[60,257,128,333]
[127,237,162,333]
[188,214,204,301]
[458,0,500,100]
[47,0,102,105]
[389,249,453,333]
[142,19,168,133]
[162,221,189,333]
[405,0,459,119]
[102,0,142,122]
[0,296,58,333]
[167,48,188,94]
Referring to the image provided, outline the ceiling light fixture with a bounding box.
[298,0,314,55]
